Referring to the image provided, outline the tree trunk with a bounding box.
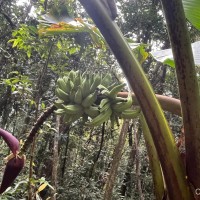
[51,116,60,200]
[103,120,129,200]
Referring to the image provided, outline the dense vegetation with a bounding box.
[0,0,200,199]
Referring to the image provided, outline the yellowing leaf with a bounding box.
[36,183,48,193]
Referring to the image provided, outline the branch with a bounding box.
[20,104,56,155]
[0,11,15,28]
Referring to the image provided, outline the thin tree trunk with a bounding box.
[88,123,105,178]
[134,129,144,200]
[61,126,70,180]
[51,116,60,200]
[120,124,135,197]
[103,120,129,200]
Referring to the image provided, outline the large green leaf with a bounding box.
[151,41,200,67]
[183,0,200,30]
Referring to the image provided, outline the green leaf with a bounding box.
[68,47,78,55]
[27,49,31,58]
[183,0,200,30]
[151,41,200,67]
[56,40,62,49]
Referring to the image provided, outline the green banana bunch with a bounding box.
[81,78,91,98]
[99,98,111,112]
[90,74,101,93]
[55,71,104,125]
[108,83,126,99]
[55,109,65,115]
[121,108,140,119]
[74,86,83,104]
[87,107,112,127]
[82,92,97,108]
[112,94,133,113]
[84,106,100,118]
[57,78,69,92]
[55,88,70,103]
[63,104,83,115]
[55,70,138,126]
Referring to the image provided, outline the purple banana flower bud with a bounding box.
[0,155,25,194]
[0,128,19,155]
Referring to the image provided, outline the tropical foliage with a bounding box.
[0,0,200,199]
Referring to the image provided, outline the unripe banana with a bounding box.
[55,88,70,102]
[90,74,101,93]
[108,83,126,99]
[74,73,82,88]
[55,109,65,115]
[112,94,133,113]
[54,99,64,109]
[66,78,74,92]
[63,76,68,84]
[84,106,99,118]
[63,104,83,115]
[87,107,112,127]
[74,86,83,104]
[57,78,69,93]
[107,82,117,91]
[100,101,111,112]
[121,108,140,119]
[68,70,76,82]
[81,78,91,98]
[98,85,110,96]
[69,90,76,103]
[99,98,110,110]
[82,92,97,108]
[101,73,112,87]
[112,97,127,103]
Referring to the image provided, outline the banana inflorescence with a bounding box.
[55,70,140,127]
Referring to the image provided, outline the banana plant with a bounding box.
[78,0,198,199]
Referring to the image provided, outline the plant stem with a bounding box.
[140,115,165,199]
[79,0,193,198]
[160,0,200,189]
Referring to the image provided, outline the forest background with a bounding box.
[0,0,200,199]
